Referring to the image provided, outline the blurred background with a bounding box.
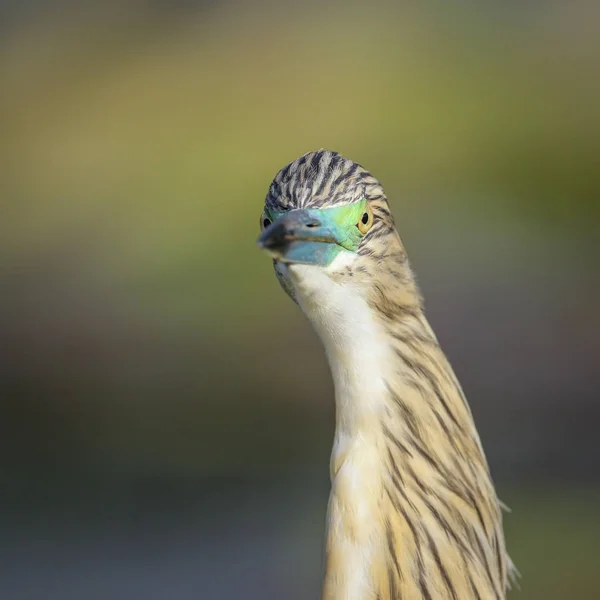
[1,1,599,598]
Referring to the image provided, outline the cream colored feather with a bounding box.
[263,151,516,600]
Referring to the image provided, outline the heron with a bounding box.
[257,150,516,600]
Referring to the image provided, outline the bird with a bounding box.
[256,150,516,600]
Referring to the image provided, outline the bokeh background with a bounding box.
[2,1,599,598]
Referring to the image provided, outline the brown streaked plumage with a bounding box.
[258,150,517,599]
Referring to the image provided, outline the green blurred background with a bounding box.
[2,1,599,598]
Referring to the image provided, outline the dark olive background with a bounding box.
[2,2,599,598]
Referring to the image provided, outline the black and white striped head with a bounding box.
[258,150,397,262]
[257,150,415,311]
[265,150,376,211]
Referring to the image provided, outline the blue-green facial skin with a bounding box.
[258,199,368,267]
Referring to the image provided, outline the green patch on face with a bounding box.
[258,198,370,267]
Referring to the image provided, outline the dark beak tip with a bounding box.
[257,227,272,247]
[257,232,283,255]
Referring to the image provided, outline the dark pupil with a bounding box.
[361,212,369,225]
[263,218,271,228]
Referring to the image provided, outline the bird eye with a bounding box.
[357,205,373,234]
[260,212,272,231]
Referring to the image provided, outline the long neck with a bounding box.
[292,266,511,600]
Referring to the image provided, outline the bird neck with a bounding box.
[288,261,510,600]
[290,263,395,599]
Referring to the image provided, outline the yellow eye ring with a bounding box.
[357,205,373,234]
[260,211,272,231]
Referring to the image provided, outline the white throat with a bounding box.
[284,254,392,461]
[286,259,388,428]
[285,256,390,599]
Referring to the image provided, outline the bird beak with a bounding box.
[257,208,345,266]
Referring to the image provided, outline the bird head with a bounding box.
[257,150,420,317]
